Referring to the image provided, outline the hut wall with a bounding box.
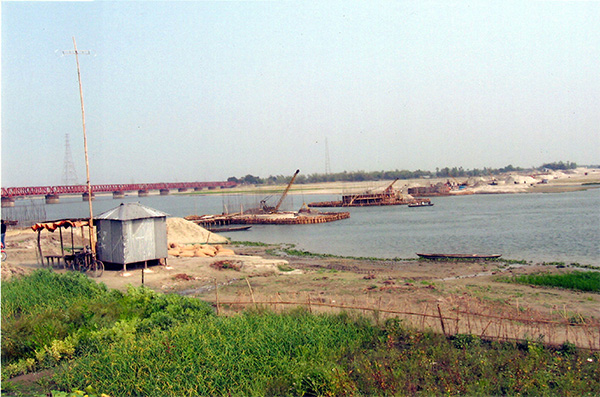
[96,217,167,265]
[96,219,124,264]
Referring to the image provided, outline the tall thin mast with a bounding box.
[71,37,95,252]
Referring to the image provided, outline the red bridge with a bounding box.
[1,181,237,206]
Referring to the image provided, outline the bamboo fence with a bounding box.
[207,283,600,351]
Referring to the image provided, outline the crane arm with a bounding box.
[384,178,399,194]
[273,169,300,212]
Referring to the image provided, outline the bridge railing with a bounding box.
[1,181,237,198]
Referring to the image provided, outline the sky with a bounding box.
[1,1,599,187]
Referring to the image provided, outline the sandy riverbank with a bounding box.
[2,220,598,326]
[208,167,600,196]
[2,168,599,347]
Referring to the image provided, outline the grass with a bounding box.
[2,270,600,396]
[230,240,270,247]
[499,271,600,293]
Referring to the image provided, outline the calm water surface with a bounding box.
[12,188,600,265]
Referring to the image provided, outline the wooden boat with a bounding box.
[416,253,502,260]
[408,200,433,207]
[206,225,252,233]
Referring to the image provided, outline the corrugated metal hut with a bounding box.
[95,202,168,270]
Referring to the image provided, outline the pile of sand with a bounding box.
[504,175,538,185]
[167,218,229,245]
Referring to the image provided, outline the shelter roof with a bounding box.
[96,202,169,221]
[31,219,89,232]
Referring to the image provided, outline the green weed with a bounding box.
[3,271,600,396]
[499,271,600,293]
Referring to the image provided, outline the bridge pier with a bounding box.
[113,191,125,199]
[45,194,60,204]
[194,187,203,191]
[178,188,188,193]
[1,197,15,207]
[138,189,149,197]
[82,192,96,201]
[159,188,170,196]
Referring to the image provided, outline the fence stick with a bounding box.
[437,304,447,337]
[215,278,220,316]
[245,278,256,309]
[455,304,460,335]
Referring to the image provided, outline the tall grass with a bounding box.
[53,309,376,396]
[501,271,600,293]
[1,270,213,374]
[2,271,599,396]
[1,269,109,320]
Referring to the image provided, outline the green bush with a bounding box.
[501,271,600,293]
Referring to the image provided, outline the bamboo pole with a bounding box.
[245,278,256,309]
[36,230,43,266]
[59,227,65,267]
[215,279,220,316]
[437,304,447,337]
[72,37,95,255]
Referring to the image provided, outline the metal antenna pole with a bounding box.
[64,37,95,253]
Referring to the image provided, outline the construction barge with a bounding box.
[187,170,350,227]
[186,210,350,227]
[309,179,431,208]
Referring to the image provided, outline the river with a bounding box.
[6,188,600,265]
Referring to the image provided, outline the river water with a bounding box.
[8,188,600,265]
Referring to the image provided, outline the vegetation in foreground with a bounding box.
[499,270,600,293]
[2,270,599,396]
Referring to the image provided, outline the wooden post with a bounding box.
[141,264,145,285]
[215,279,220,315]
[437,303,447,337]
[245,278,256,309]
[59,227,65,267]
[455,304,460,335]
[37,230,43,266]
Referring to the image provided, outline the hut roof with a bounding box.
[96,202,168,221]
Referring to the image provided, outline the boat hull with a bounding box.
[416,253,501,260]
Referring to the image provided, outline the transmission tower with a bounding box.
[325,137,331,175]
[62,133,79,185]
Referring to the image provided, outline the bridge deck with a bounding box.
[1,181,237,198]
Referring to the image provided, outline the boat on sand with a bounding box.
[206,225,251,233]
[416,253,501,260]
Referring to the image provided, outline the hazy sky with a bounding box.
[2,1,599,187]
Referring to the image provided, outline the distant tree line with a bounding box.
[227,162,576,185]
[541,161,577,171]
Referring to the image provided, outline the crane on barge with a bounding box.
[260,169,300,213]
